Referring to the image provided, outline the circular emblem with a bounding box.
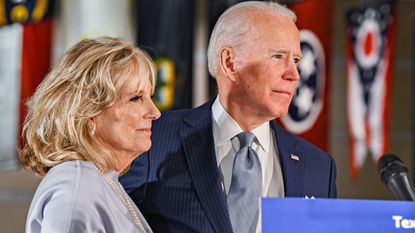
[355,16,381,69]
[280,30,325,133]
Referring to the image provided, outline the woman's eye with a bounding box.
[129,95,143,103]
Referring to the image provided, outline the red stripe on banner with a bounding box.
[365,113,370,146]
[345,21,358,179]
[18,18,52,145]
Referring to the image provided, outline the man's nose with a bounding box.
[283,59,300,81]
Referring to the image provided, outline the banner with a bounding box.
[346,0,396,179]
[0,0,53,171]
[276,0,333,152]
[262,198,415,233]
[135,0,195,111]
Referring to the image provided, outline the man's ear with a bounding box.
[219,46,237,81]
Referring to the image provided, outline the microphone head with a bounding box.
[378,154,409,184]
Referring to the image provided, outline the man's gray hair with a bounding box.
[207,1,297,77]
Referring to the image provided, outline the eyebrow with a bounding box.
[120,89,145,98]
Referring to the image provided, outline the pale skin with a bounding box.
[90,75,160,173]
[216,11,302,132]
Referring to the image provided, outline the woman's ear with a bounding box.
[219,46,237,81]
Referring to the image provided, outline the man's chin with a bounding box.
[269,108,289,119]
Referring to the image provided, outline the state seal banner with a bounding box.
[135,0,195,111]
[346,0,396,179]
[0,0,53,171]
[277,0,334,152]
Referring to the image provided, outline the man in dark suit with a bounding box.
[120,1,337,233]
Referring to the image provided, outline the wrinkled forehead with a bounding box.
[119,73,151,96]
[245,12,301,52]
[248,11,298,34]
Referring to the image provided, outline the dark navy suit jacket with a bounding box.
[120,99,337,233]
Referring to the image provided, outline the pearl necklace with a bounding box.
[101,173,147,232]
[82,156,147,232]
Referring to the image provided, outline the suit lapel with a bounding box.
[180,101,233,233]
[271,121,305,197]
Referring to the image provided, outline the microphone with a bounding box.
[378,154,415,201]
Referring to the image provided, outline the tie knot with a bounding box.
[236,132,255,149]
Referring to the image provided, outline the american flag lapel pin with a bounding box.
[290,154,300,161]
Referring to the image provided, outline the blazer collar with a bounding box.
[180,99,233,233]
[270,121,305,197]
[179,101,305,231]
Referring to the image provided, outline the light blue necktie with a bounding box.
[227,132,262,233]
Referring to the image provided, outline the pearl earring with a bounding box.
[88,122,95,137]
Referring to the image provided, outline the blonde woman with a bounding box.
[19,37,160,233]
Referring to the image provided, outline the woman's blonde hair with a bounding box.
[18,37,156,176]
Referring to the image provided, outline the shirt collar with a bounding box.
[212,96,271,153]
[212,96,242,146]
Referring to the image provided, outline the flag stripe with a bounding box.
[0,23,22,170]
[19,18,52,146]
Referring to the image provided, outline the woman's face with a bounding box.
[93,73,160,168]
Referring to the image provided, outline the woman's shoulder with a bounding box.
[47,160,100,177]
[42,160,100,187]
[31,161,107,208]
[26,161,108,232]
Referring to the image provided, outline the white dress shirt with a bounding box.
[211,97,284,233]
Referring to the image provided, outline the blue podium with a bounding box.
[262,198,415,233]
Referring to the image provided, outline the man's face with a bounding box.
[231,12,301,121]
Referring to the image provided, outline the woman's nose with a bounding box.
[146,98,161,120]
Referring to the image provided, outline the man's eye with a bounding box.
[272,54,283,59]
[294,58,301,64]
[129,95,143,103]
